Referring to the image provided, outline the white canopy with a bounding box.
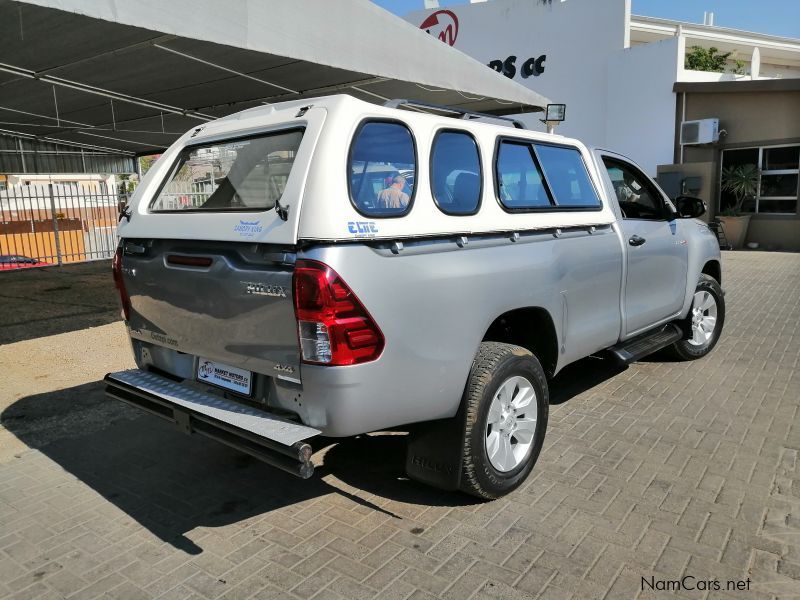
[0,0,550,155]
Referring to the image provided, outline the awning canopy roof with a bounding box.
[0,0,550,156]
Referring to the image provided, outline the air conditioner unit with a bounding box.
[681,118,719,145]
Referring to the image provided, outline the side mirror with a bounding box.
[675,195,706,219]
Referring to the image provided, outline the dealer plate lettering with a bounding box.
[197,359,252,395]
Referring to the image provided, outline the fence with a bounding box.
[0,183,127,268]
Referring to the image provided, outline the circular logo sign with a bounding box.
[419,9,459,46]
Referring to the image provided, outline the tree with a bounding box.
[685,46,731,72]
[138,154,161,176]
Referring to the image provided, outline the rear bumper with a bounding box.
[104,369,320,478]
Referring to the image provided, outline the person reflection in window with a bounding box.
[377,175,410,210]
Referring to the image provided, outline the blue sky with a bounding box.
[372,0,800,39]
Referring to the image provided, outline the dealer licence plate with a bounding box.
[197,358,252,395]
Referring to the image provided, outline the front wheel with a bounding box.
[459,342,549,499]
[669,274,725,360]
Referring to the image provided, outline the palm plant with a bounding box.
[720,164,759,216]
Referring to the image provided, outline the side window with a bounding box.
[349,121,416,217]
[535,145,600,208]
[602,158,666,220]
[496,141,552,209]
[431,131,481,215]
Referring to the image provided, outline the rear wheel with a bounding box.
[460,342,548,499]
[669,274,725,360]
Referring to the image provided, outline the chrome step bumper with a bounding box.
[104,369,320,478]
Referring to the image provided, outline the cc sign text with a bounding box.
[488,55,547,79]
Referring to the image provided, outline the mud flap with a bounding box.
[405,415,465,491]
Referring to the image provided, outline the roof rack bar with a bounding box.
[384,99,526,129]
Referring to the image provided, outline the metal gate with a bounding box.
[0,183,126,269]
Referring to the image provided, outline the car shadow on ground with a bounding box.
[548,354,627,405]
[1,382,477,554]
[1,357,626,554]
[0,261,120,345]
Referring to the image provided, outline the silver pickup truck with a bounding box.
[107,95,724,499]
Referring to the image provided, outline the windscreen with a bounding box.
[150,129,304,212]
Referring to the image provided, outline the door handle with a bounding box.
[628,235,646,247]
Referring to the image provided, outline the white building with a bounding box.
[406,0,800,175]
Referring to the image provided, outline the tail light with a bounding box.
[112,246,131,321]
[293,260,384,365]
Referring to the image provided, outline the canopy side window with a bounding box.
[430,130,482,216]
[348,120,417,218]
[495,140,553,211]
[535,144,601,209]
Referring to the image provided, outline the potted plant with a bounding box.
[719,163,758,249]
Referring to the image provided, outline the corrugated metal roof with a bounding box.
[0,0,551,158]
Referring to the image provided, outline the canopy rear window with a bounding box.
[150,129,304,212]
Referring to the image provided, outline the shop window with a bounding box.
[431,131,481,215]
[349,121,416,217]
[721,146,799,215]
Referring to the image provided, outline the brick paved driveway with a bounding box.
[0,252,798,599]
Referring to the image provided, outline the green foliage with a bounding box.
[685,46,731,72]
[720,164,759,215]
[117,173,140,195]
[732,59,745,75]
[138,154,161,176]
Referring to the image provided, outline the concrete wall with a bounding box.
[683,91,800,148]
[606,37,680,174]
[677,89,800,251]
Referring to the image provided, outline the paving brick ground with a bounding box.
[0,251,799,599]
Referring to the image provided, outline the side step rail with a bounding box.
[607,323,683,365]
[105,369,320,478]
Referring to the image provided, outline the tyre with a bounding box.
[669,274,725,360]
[459,342,549,499]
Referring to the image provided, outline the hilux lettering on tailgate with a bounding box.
[244,282,287,298]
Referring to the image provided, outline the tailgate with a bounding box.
[121,239,300,380]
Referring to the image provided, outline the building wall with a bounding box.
[683,91,800,148]
[4,173,117,191]
[406,0,630,149]
[606,37,681,174]
[675,90,800,251]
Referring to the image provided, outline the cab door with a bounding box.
[599,154,688,337]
